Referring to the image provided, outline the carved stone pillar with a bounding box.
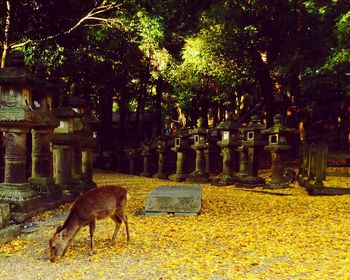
[0,128,41,222]
[29,128,61,205]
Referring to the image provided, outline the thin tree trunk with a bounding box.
[1,0,11,68]
[155,78,163,136]
[253,52,274,126]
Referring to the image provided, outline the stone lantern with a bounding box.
[140,141,152,177]
[125,147,137,174]
[187,118,210,183]
[238,115,266,187]
[168,128,190,182]
[153,136,169,179]
[29,81,61,206]
[68,96,97,191]
[0,51,42,221]
[214,112,240,186]
[51,95,82,201]
[261,114,296,188]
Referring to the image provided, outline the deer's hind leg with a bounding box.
[89,220,96,255]
[110,211,130,245]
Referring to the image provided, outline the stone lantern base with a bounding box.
[168,173,188,182]
[28,177,62,209]
[211,174,237,186]
[0,183,43,222]
[236,176,266,188]
[153,172,168,180]
[264,182,291,189]
[186,170,210,183]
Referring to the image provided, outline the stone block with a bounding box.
[144,185,202,216]
[0,224,21,244]
[0,203,10,227]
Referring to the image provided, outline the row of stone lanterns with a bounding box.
[0,51,96,222]
[123,113,296,190]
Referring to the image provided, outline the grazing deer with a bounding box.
[49,185,130,262]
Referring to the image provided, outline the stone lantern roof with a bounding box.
[261,114,295,135]
[52,95,83,119]
[0,51,41,87]
[216,112,240,131]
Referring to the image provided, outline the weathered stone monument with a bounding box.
[213,113,240,186]
[125,147,137,174]
[237,115,266,187]
[187,118,210,183]
[168,129,190,182]
[153,136,169,179]
[29,88,61,207]
[51,95,82,201]
[262,114,296,189]
[144,185,202,216]
[68,96,97,191]
[0,203,21,243]
[140,141,152,177]
[0,51,42,222]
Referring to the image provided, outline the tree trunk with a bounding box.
[155,78,163,136]
[99,86,113,151]
[118,73,128,145]
[253,52,274,126]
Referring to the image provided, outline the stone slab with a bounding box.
[144,185,202,216]
[0,224,21,244]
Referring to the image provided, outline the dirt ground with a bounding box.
[0,169,350,280]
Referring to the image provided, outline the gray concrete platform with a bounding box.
[144,185,202,216]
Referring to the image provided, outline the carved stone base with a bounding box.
[211,174,237,186]
[140,171,151,177]
[0,183,43,222]
[28,177,62,209]
[264,182,291,189]
[153,173,168,180]
[168,173,188,182]
[236,176,266,188]
[186,170,210,183]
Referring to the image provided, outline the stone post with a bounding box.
[153,138,168,179]
[187,119,210,183]
[52,96,83,201]
[213,113,240,186]
[29,128,61,205]
[237,116,266,187]
[0,51,43,222]
[168,129,190,182]
[0,128,41,222]
[125,148,137,174]
[140,143,151,177]
[262,114,296,189]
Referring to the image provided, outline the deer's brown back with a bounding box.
[69,186,127,224]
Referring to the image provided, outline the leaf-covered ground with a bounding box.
[0,169,350,280]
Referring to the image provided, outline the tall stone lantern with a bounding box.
[261,114,296,189]
[214,113,240,186]
[140,141,152,177]
[187,118,210,183]
[68,96,97,191]
[153,136,169,179]
[29,82,61,206]
[51,95,82,201]
[238,115,266,187]
[0,51,42,222]
[168,128,190,182]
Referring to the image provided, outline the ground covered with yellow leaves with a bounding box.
[0,170,350,280]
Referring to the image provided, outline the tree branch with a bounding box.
[8,2,121,51]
